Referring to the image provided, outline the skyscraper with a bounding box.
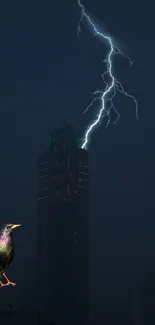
[38,124,89,325]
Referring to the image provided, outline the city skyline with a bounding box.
[0,0,151,324]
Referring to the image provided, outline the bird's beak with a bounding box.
[11,224,21,230]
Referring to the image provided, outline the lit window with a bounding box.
[40,188,48,191]
[40,160,48,165]
[40,168,48,172]
[80,171,88,175]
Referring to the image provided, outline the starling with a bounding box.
[0,224,21,287]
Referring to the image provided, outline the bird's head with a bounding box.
[1,224,21,237]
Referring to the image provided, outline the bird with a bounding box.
[0,224,21,287]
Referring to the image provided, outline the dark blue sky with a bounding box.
[0,0,154,323]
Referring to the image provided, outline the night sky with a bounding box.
[0,0,154,323]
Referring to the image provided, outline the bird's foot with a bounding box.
[0,273,16,287]
[6,280,16,287]
[0,280,16,287]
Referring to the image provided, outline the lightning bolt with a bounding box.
[77,0,138,149]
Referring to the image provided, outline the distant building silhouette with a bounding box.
[38,123,89,325]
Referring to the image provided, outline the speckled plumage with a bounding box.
[0,224,20,279]
[0,236,14,278]
[0,224,21,287]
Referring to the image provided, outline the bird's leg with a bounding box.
[0,279,10,287]
[2,273,16,287]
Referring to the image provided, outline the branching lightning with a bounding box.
[77,0,138,149]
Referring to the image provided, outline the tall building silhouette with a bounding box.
[38,124,89,325]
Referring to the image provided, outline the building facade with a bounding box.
[38,124,89,324]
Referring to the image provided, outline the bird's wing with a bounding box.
[0,250,9,277]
